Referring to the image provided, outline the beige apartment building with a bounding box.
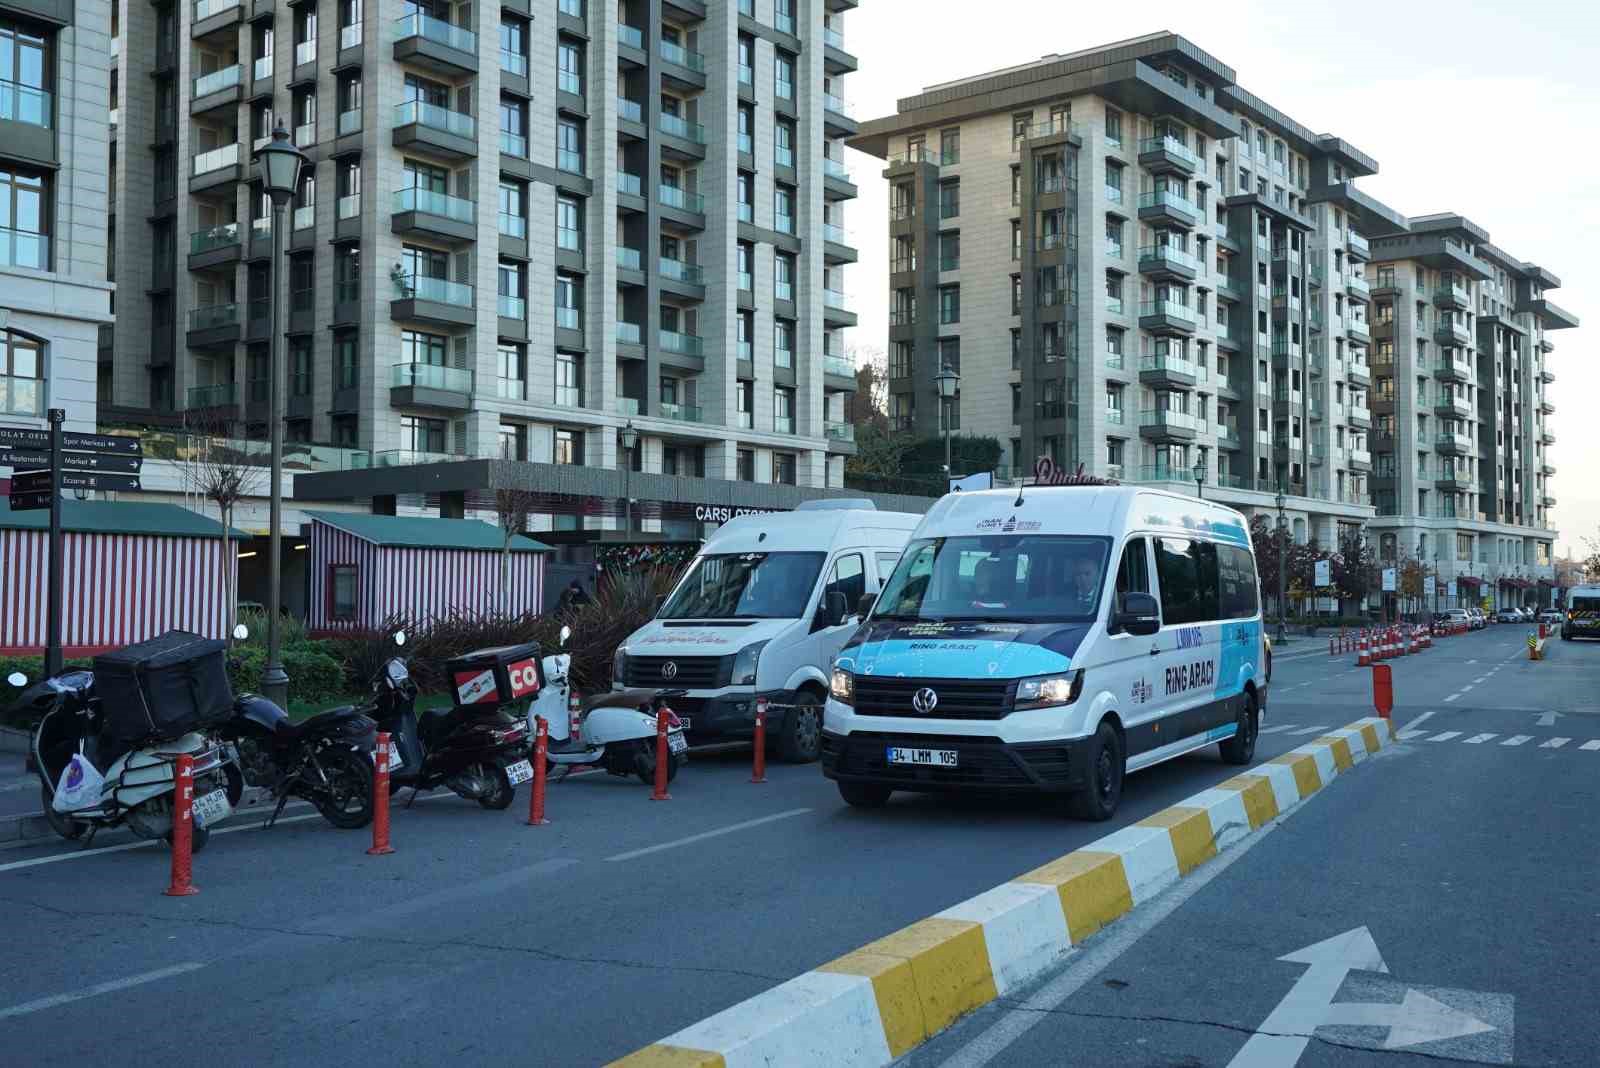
[851,32,1573,604]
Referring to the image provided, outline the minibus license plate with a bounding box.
[887,746,957,768]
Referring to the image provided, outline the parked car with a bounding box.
[1466,608,1487,630]
[1539,609,1563,626]
[1440,608,1471,631]
[1495,608,1522,624]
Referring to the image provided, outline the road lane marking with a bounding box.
[1540,738,1570,749]
[1426,732,1462,742]
[1582,741,1600,751]
[1443,694,1462,703]
[604,808,812,862]
[1396,730,1427,740]
[1464,734,1497,744]
[1465,659,1478,664]
[1287,725,1331,736]
[1473,678,1488,684]
[0,963,206,1020]
[1258,724,1295,735]
[1500,735,1532,746]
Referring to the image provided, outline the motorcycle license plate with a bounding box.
[887,746,958,768]
[382,740,403,772]
[668,733,688,755]
[504,760,535,786]
[191,789,231,828]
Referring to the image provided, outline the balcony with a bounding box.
[615,246,642,273]
[658,112,707,157]
[1348,405,1371,429]
[1540,429,1555,445]
[823,155,857,198]
[1435,474,1472,492]
[185,223,241,271]
[1435,395,1473,419]
[1137,134,1199,175]
[192,0,243,34]
[1542,462,1556,477]
[392,187,477,244]
[1434,282,1469,310]
[1435,431,1473,455]
[1137,189,1198,228]
[1137,244,1199,282]
[658,184,705,218]
[1434,356,1473,384]
[1138,408,1202,442]
[1346,231,1370,259]
[1345,318,1370,344]
[1348,448,1372,472]
[393,11,478,76]
[1347,361,1371,386]
[824,224,857,264]
[1216,425,1241,450]
[658,402,703,424]
[390,274,476,328]
[191,64,242,114]
[1346,272,1371,300]
[185,383,238,411]
[390,361,473,412]
[825,421,855,443]
[659,256,704,290]
[1540,398,1554,415]
[616,321,643,346]
[393,100,477,160]
[823,93,858,137]
[823,27,857,75]
[1138,299,1197,335]
[186,303,240,347]
[1434,319,1472,347]
[1139,353,1199,389]
[824,290,857,326]
[659,328,704,358]
[824,354,856,389]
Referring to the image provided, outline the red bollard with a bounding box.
[1372,662,1393,720]
[751,698,769,784]
[528,716,550,826]
[163,753,199,897]
[650,709,672,801]
[368,731,395,855]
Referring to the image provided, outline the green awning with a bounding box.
[0,498,249,539]
[305,510,552,552]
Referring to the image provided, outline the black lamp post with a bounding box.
[1275,484,1289,644]
[935,363,960,484]
[1192,449,1207,500]
[619,420,639,536]
[255,120,307,711]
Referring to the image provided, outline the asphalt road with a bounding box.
[0,625,1588,1066]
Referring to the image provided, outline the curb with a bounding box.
[612,716,1397,1068]
[0,811,51,844]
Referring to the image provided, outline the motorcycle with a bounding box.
[218,625,378,829]
[9,669,237,850]
[529,626,688,785]
[369,632,535,809]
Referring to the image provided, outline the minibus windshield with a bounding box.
[875,535,1112,624]
[659,552,826,620]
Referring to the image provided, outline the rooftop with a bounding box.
[0,499,249,538]
[305,511,553,552]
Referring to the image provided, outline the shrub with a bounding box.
[0,656,92,731]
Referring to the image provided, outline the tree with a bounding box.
[1582,534,1600,581]
[180,412,265,643]
[494,488,538,615]
[1332,531,1378,608]
[846,344,888,431]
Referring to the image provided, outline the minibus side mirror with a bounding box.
[814,591,849,631]
[857,593,878,620]
[1114,592,1161,637]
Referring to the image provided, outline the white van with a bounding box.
[822,484,1268,819]
[1561,584,1600,640]
[613,500,921,762]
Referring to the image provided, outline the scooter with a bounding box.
[219,626,377,829]
[369,632,534,809]
[10,669,237,850]
[529,626,687,785]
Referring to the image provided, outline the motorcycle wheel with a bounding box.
[477,763,515,810]
[313,748,375,829]
[632,739,681,787]
[40,784,86,841]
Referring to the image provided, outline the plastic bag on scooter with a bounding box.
[53,753,104,812]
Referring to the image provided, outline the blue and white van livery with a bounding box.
[821,485,1267,819]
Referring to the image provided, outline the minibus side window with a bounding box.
[874,552,901,588]
[1110,537,1150,632]
[1218,545,1259,619]
[1154,537,1221,626]
[825,553,866,612]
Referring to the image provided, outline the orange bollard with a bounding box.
[1357,633,1370,667]
[1372,662,1393,720]
[650,709,672,801]
[368,731,395,855]
[528,716,550,826]
[163,753,199,897]
[751,698,768,784]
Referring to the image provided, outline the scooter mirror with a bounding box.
[233,623,249,641]
[5,672,26,687]
[559,625,572,648]
[394,631,407,647]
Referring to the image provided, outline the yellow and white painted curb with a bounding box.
[612,716,1396,1068]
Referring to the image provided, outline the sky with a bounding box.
[838,0,1599,556]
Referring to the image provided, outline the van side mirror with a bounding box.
[824,590,849,628]
[1113,592,1161,637]
[857,593,878,620]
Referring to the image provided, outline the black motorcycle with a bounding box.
[369,634,534,810]
[219,692,377,830]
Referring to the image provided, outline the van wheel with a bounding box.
[838,781,892,808]
[1219,691,1259,765]
[777,693,823,764]
[1073,722,1123,821]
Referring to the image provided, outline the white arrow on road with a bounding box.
[1227,927,1493,1067]
[1535,710,1561,727]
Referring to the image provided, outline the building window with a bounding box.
[737,448,755,481]
[400,414,447,455]
[556,195,582,251]
[0,24,48,128]
[0,164,48,269]
[399,329,447,368]
[774,51,795,99]
[0,329,43,416]
[499,180,527,238]
[940,127,960,164]
[774,319,795,368]
[553,428,582,465]
[939,179,959,219]
[940,230,960,271]
[557,38,583,95]
[498,342,526,399]
[939,285,960,324]
[555,351,582,406]
[774,387,795,434]
[737,380,753,428]
[1104,107,1122,147]
[775,252,795,301]
[555,273,581,329]
[774,183,795,234]
[555,116,581,171]
[329,565,358,620]
[775,118,795,168]
[498,421,527,461]
[773,452,797,484]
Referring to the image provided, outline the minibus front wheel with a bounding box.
[1073,720,1124,821]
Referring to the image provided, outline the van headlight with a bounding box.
[830,668,854,706]
[612,647,629,686]
[731,641,769,687]
[1013,669,1083,711]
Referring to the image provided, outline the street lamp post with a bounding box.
[1275,485,1289,644]
[1192,449,1207,500]
[255,121,307,711]
[619,420,639,536]
[934,363,960,486]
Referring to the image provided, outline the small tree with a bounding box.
[846,344,889,431]
[1333,531,1378,610]
[180,412,265,642]
[494,488,538,615]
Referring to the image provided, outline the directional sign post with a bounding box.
[11,469,143,494]
[45,410,64,673]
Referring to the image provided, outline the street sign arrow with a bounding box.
[1320,988,1494,1050]
[7,490,53,512]
[11,470,142,494]
[0,426,142,454]
[0,448,143,473]
[1535,710,1560,727]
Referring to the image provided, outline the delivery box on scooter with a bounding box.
[447,643,543,708]
[94,630,234,743]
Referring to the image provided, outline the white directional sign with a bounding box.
[1382,568,1397,592]
[1314,559,1331,588]
[1227,927,1507,1067]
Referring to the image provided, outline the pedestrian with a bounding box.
[567,580,591,608]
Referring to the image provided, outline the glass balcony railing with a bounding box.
[187,303,239,330]
[659,257,702,284]
[190,223,240,254]
[291,204,314,230]
[193,65,242,98]
[1137,464,1189,482]
[1346,230,1370,256]
[395,100,475,137]
[824,157,852,183]
[373,449,456,467]
[617,172,643,197]
[193,0,240,19]
[396,11,476,52]
[294,121,316,148]
[774,348,794,369]
[775,213,795,235]
[616,321,642,344]
[824,26,846,50]
[619,98,643,123]
[394,275,474,307]
[294,40,316,66]
[186,383,237,409]
[337,108,361,136]
[659,402,703,423]
[825,289,849,310]
[394,187,476,223]
[558,148,586,173]
[616,247,642,271]
[659,185,704,212]
[739,64,754,86]
[659,112,705,143]
[0,226,47,269]
[506,132,531,160]
[825,354,854,378]
[1138,189,1197,218]
[738,270,753,291]
[660,40,705,71]
[1140,300,1197,323]
[1105,408,1125,425]
[252,55,272,81]
[498,212,526,238]
[775,144,794,168]
[1139,244,1200,272]
[824,223,850,245]
[660,329,703,356]
[391,362,474,393]
[497,294,525,320]
[825,421,855,442]
[555,385,583,408]
[1104,184,1123,204]
[1138,409,1202,433]
[340,23,362,50]
[1141,354,1200,378]
[823,93,852,117]
[0,373,44,416]
[557,69,580,94]
[1138,134,1199,168]
[618,24,643,49]
[501,50,529,77]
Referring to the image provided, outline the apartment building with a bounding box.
[851,32,1571,591]
[105,0,862,532]
[0,0,114,441]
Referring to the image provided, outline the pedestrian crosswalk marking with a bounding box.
[1464,733,1497,744]
[1426,732,1462,742]
[1541,738,1570,749]
[1287,725,1331,736]
[1271,724,1600,752]
[1501,735,1532,746]
[1583,741,1600,752]
[1396,729,1427,740]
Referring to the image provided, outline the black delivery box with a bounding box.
[446,643,543,708]
[94,630,234,743]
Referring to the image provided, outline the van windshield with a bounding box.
[875,535,1112,624]
[658,552,826,620]
[1571,597,1600,614]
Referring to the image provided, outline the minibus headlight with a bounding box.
[732,641,769,687]
[1014,669,1084,710]
[830,668,854,706]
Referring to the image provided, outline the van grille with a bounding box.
[852,677,1016,720]
[624,656,727,689]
